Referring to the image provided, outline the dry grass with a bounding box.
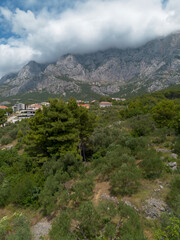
[93,181,110,206]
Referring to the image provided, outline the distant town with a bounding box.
[0,97,126,125]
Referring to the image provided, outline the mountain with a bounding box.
[0,32,180,99]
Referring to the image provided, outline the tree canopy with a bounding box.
[25,98,96,161]
[0,109,6,125]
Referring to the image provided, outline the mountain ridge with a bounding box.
[0,32,180,99]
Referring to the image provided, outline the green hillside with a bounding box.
[0,87,179,240]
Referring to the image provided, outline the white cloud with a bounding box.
[0,42,40,76]
[0,7,12,20]
[0,0,180,77]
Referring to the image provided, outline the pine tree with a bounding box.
[0,109,7,125]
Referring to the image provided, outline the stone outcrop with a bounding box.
[142,198,168,218]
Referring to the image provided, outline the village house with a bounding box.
[27,104,43,110]
[0,106,8,110]
[17,109,36,120]
[99,102,112,108]
[78,104,90,109]
[12,103,26,112]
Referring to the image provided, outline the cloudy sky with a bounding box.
[0,0,180,78]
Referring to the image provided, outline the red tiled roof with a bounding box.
[31,105,42,108]
[0,106,8,109]
[78,104,90,109]
[100,102,112,104]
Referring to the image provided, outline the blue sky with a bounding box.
[0,0,179,77]
[0,0,83,39]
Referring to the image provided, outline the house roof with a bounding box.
[0,106,8,109]
[100,102,112,105]
[31,104,42,108]
[78,104,90,109]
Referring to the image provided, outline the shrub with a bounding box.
[0,179,11,206]
[50,200,146,240]
[129,115,155,136]
[8,128,18,140]
[39,175,62,215]
[118,202,146,240]
[71,175,94,204]
[93,145,132,178]
[10,174,37,206]
[155,217,180,240]
[0,213,32,240]
[173,135,180,154]
[49,211,74,240]
[110,163,141,196]
[0,136,13,145]
[166,175,180,217]
[152,100,178,129]
[140,149,164,178]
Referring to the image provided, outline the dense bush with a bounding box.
[139,149,164,178]
[0,109,6,125]
[50,201,146,240]
[152,100,178,129]
[0,136,13,145]
[8,128,19,140]
[166,175,180,217]
[110,163,141,196]
[0,149,36,206]
[71,175,94,205]
[129,114,155,137]
[173,135,180,154]
[0,213,32,240]
[0,121,29,140]
[155,217,180,240]
[10,174,38,206]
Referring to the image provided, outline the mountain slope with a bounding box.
[0,32,180,99]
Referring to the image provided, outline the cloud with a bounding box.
[0,0,180,78]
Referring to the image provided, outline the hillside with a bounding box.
[0,86,179,239]
[0,32,180,102]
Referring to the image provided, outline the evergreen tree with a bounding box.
[152,100,178,128]
[25,98,79,160]
[0,109,6,125]
[25,98,96,162]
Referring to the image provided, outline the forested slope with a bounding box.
[0,86,180,240]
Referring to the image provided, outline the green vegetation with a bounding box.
[155,217,180,240]
[0,120,29,146]
[0,109,6,125]
[50,201,146,240]
[0,213,32,240]
[0,86,179,239]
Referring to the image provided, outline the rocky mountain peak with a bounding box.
[0,32,179,98]
[17,61,45,79]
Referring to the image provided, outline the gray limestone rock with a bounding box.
[169,153,178,159]
[0,32,180,97]
[142,198,168,218]
[167,162,177,170]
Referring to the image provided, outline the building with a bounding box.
[99,102,112,108]
[12,103,26,112]
[0,106,8,110]
[112,98,126,101]
[41,102,50,107]
[17,109,36,120]
[78,104,90,109]
[28,104,43,110]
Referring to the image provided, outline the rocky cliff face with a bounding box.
[0,32,180,98]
